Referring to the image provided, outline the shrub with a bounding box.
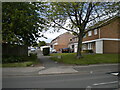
[2,54,37,63]
[82,50,94,53]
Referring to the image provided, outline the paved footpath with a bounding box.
[37,52,78,75]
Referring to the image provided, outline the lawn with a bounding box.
[50,53,119,65]
[2,54,40,67]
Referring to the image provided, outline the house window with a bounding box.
[72,45,74,49]
[82,44,86,50]
[94,29,97,35]
[88,31,92,36]
[88,43,92,50]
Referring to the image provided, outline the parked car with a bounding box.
[51,49,57,53]
[30,48,36,52]
[62,48,70,53]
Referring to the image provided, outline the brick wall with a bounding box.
[82,17,120,42]
[54,45,67,51]
[100,18,120,39]
[83,30,99,42]
[103,40,120,54]
[51,32,74,51]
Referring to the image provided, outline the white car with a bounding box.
[52,49,57,53]
[31,48,36,52]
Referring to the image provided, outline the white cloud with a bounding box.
[38,29,67,43]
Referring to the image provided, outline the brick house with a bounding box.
[68,16,120,54]
[50,32,74,52]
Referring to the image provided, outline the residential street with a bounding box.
[3,68,119,88]
[2,51,119,89]
[2,2,120,90]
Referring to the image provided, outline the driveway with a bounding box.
[36,51,78,75]
[37,51,65,68]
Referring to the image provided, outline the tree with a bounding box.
[38,41,46,47]
[45,2,119,58]
[2,2,48,46]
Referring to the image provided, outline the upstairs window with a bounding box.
[88,31,92,36]
[94,29,97,35]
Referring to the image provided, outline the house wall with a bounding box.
[82,17,120,42]
[100,18,120,39]
[103,40,120,54]
[54,45,67,51]
[51,32,74,51]
[83,30,99,41]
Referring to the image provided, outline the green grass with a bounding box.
[50,53,119,65]
[2,54,40,67]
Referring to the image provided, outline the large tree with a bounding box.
[2,2,48,46]
[45,2,119,58]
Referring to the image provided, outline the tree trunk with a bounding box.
[76,35,83,59]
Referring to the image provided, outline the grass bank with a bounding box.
[50,53,119,65]
[2,54,40,67]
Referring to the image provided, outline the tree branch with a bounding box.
[84,17,115,34]
[51,18,79,36]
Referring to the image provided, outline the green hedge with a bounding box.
[82,50,94,53]
[2,53,37,63]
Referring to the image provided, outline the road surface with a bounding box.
[3,65,119,89]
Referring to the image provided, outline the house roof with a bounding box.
[50,32,71,43]
[86,16,120,31]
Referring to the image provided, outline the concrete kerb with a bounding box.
[71,63,118,68]
[3,64,118,76]
[37,63,118,75]
[38,66,78,75]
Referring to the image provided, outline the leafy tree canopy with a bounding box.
[2,2,48,46]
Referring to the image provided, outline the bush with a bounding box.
[43,47,50,56]
[2,54,37,63]
[82,50,94,53]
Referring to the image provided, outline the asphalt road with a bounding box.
[3,69,119,89]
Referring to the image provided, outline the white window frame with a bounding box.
[88,43,92,50]
[94,29,97,35]
[88,31,92,36]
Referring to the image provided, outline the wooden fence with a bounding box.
[2,43,28,56]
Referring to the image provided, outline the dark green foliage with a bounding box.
[2,54,37,63]
[2,2,47,46]
[43,47,50,56]
[82,50,93,53]
[38,41,47,47]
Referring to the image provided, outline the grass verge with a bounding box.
[50,53,119,65]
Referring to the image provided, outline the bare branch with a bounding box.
[51,19,79,36]
[78,3,84,25]
[67,11,78,26]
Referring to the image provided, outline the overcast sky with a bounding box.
[38,29,67,43]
